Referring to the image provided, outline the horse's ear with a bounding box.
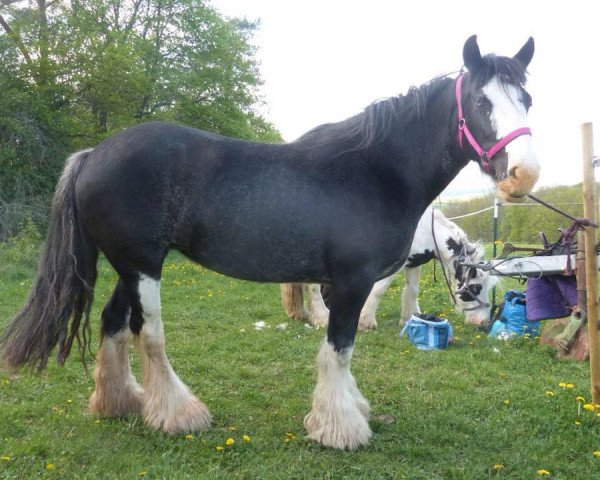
[514,37,535,67]
[463,35,483,72]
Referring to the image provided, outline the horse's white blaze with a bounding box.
[483,78,540,182]
[304,341,371,450]
[89,326,144,417]
[136,274,211,433]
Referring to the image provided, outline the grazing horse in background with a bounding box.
[0,36,539,450]
[281,207,496,330]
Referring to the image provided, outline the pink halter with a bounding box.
[455,73,531,174]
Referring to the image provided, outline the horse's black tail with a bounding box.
[1,149,98,370]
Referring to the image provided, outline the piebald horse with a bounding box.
[1,36,539,450]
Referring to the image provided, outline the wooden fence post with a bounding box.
[582,122,600,403]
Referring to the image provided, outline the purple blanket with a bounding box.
[526,275,578,322]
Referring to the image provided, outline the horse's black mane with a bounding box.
[295,74,453,151]
[295,53,528,153]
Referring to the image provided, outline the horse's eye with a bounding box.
[475,94,487,107]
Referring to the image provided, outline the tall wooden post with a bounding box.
[582,123,600,403]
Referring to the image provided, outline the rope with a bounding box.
[431,208,457,306]
[447,202,586,221]
[447,206,494,220]
[527,193,598,228]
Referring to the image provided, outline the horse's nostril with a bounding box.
[509,166,518,178]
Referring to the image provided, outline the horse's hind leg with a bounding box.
[358,274,395,330]
[130,273,211,434]
[306,284,330,327]
[280,283,308,320]
[304,274,373,450]
[89,279,144,417]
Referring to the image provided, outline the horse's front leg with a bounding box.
[400,266,422,324]
[304,275,373,450]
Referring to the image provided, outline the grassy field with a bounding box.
[1,239,599,479]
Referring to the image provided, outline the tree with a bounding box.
[0,0,281,238]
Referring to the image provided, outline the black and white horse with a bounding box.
[1,36,539,450]
[281,207,496,329]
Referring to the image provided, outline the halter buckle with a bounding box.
[479,152,492,174]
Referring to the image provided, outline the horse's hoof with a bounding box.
[89,383,144,417]
[358,316,377,331]
[304,407,372,450]
[143,390,212,434]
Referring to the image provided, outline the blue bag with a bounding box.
[400,314,454,350]
[489,290,540,339]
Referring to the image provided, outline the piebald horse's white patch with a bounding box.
[483,78,539,179]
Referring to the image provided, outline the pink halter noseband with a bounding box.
[455,73,531,174]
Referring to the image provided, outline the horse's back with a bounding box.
[73,122,329,279]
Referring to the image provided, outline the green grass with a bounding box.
[1,250,599,479]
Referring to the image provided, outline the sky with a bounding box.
[210,0,600,199]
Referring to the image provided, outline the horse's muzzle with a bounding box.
[497,163,540,203]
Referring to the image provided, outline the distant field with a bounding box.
[1,248,599,479]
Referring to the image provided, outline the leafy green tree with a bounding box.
[0,0,281,239]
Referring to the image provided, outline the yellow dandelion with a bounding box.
[576,396,586,403]
[492,463,504,471]
[139,471,147,477]
[243,435,251,442]
[46,463,55,470]
[184,434,194,440]
[537,469,551,475]
[229,426,236,431]
[216,445,224,451]
[583,403,596,411]
[545,391,555,396]
[558,382,567,388]
[566,383,575,389]
[475,335,481,339]
[225,438,235,446]
[66,399,72,404]
[503,400,510,406]
[596,413,600,418]
[1,456,10,462]
[593,451,600,458]
[575,421,581,425]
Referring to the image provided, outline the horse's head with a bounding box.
[452,244,497,327]
[458,35,539,203]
